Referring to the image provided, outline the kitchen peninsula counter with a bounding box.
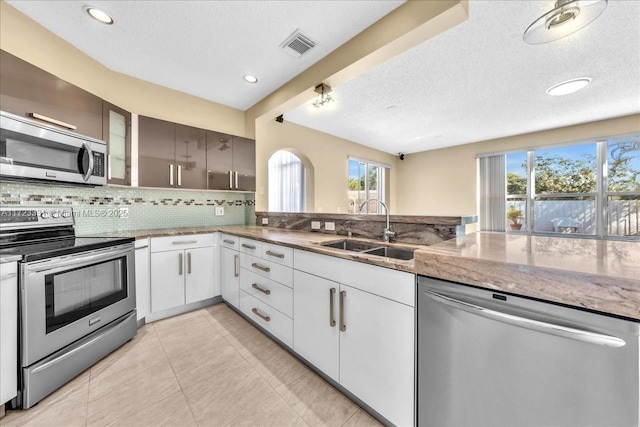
[414,232,640,321]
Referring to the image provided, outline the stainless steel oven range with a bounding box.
[0,206,136,409]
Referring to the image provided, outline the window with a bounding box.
[480,135,639,238]
[268,150,305,212]
[348,157,389,214]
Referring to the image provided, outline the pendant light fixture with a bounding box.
[312,83,334,108]
[523,0,607,45]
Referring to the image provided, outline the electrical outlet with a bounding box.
[215,206,224,216]
[325,222,335,231]
[311,221,321,230]
[262,217,269,225]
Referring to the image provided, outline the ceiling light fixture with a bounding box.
[523,0,607,45]
[243,74,258,84]
[546,77,591,96]
[312,83,334,108]
[85,6,114,25]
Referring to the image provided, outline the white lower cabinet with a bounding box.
[293,249,415,427]
[134,239,150,322]
[221,234,240,308]
[239,291,293,348]
[150,234,215,313]
[1,262,18,406]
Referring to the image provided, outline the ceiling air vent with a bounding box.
[280,30,316,58]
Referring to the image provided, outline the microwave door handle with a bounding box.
[82,141,94,182]
[27,245,132,273]
[422,289,626,348]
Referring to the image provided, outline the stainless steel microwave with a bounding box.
[0,110,107,186]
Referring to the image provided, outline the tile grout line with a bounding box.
[149,322,201,426]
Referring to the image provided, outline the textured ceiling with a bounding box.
[6,0,403,110]
[286,0,640,154]
[6,1,640,155]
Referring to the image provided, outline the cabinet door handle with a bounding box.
[265,250,284,259]
[172,240,197,245]
[233,254,239,277]
[169,164,174,186]
[329,287,336,327]
[339,290,346,332]
[251,308,271,322]
[0,272,17,280]
[252,283,271,295]
[178,252,183,275]
[223,239,235,245]
[187,252,192,274]
[241,243,256,250]
[107,154,112,180]
[235,171,239,189]
[29,112,76,130]
[135,245,149,250]
[251,262,270,273]
[177,164,182,186]
[229,170,233,189]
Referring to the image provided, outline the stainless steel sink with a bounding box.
[321,240,381,252]
[320,239,415,260]
[361,246,415,260]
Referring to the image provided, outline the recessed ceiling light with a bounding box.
[85,6,114,24]
[243,75,258,84]
[546,77,591,96]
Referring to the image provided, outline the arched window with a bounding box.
[268,150,306,212]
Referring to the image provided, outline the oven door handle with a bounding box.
[27,245,132,274]
[31,311,136,374]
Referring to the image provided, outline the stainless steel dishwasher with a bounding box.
[417,276,639,427]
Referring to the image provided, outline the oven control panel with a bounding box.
[0,207,74,229]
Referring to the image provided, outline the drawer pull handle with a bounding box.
[0,273,17,280]
[251,262,270,273]
[172,240,198,245]
[29,112,77,130]
[135,245,149,250]
[329,287,336,327]
[339,290,346,332]
[242,243,256,250]
[223,239,236,245]
[252,308,271,322]
[266,250,285,259]
[252,283,271,295]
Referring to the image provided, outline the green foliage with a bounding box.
[507,172,527,195]
[535,154,596,194]
[506,204,524,224]
[608,139,640,192]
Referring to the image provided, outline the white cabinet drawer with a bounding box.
[261,242,294,268]
[240,253,293,288]
[239,291,292,348]
[221,234,239,250]
[240,269,293,318]
[239,238,261,256]
[294,249,415,307]
[151,233,215,253]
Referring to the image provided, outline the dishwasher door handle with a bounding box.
[422,289,626,348]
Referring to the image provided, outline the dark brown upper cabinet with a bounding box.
[138,116,207,190]
[206,130,255,191]
[102,102,132,186]
[0,50,103,140]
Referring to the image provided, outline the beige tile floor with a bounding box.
[2,304,383,427]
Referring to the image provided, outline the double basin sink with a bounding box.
[320,239,415,260]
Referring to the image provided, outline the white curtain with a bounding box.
[478,155,506,231]
[268,150,305,212]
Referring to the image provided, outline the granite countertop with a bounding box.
[96,226,640,320]
[414,232,640,321]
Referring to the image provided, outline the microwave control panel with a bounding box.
[92,152,105,177]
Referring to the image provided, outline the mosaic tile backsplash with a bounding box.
[0,182,254,235]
